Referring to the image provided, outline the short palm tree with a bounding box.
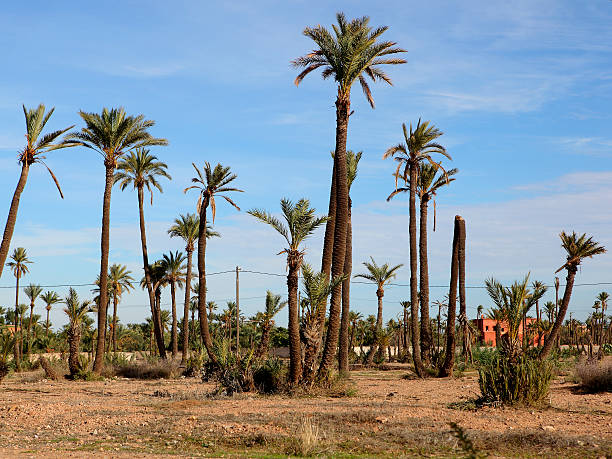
[6,247,32,367]
[383,120,451,377]
[248,198,327,385]
[540,232,606,359]
[161,251,186,358]
[185,162,242,365]
[63,288,92,378]
[255,291,287,358]
[67,108,167,372]
[293,14,406,378]
[107,264,134,352]
[114,147,170,358]
[168,213,219,364]
[23,283,43,355]
[0,105,76,280]
[388,162,457,362]
[354,257,403,364]
[41,291,61,338]
[596,291,609,346]
[485,274,546,358]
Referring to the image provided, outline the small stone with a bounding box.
[375,417,388,424]
[542,425,555,432]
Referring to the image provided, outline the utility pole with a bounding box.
[236,266,240,354]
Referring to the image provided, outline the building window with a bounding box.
[486,326,489,331]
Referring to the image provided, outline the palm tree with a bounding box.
[185,162,242,365]
[383,120,451,377]
[23,283,42,355]
[338,150,362,373]
[41,291,61,338]
[0,105,76,280]
[114,147,170,359]
[141,260,168,351]
[530,280,547,322]
[300,263,344,382]
[540,232,606,359]
[6,247,32,368]
[255,291,287,358]
[63,288,92,378]
[592,301,601,344]
[67,108,167,373]
[388,162,457,362]
[354,257,403,364]
[596,291,609,346]
[476,305,483,320]
[348,311,363,358]
[161,251,186,358]
[293,14,406,378]
[168,214,219,364]
[485,274,546,358]
[107,264,134,352]
[248,198,327,385]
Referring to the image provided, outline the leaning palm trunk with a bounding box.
[68,325,82,378]
[440,216,462,377]
[338,199,352,373]
[287,259,302,385]
[540,267,576,360]
[197,199,217,365]
[0,163,30,281]
[181,249,193,365]
[170,281,178,358]
[419,195,433,364]
[137,186,166,359]
[318,95,350,378]
[409,161,425,376]
[93,166,114,372]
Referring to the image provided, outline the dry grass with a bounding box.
[109,360,182,380]
[576,357,612,392]
[286,416,323,456]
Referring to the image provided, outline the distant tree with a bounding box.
[6,247,32,368]
[41,291,61,339]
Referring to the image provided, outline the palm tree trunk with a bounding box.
[112,294,118,352]
[458,217,467,358]
[256,322,271,358]
[338,198,352,374]
[318,94,350,379]
[93,165,114,373]
[440,216,462,377]
[321,160,337,278]
[0,162,30,280]
[419,195,433,364]
[68,326,81,378]
[181,248,193,365]
[45,309,50,339]
[409,161,425,377]
[14,273,21,370]
[349,322,356,358]
[287,260,302,385]
[27,302,34,356]
[368,290,385,365]
[540,266,577,360]
[170,281,178,358]
[198,200,217,365]
[136,186,166,359]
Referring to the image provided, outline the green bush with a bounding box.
[0,332,14,382]
[204,340,256,395]
[478,353,552,406]
[253,357,287,394]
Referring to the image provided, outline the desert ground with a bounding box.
[0,366,610,458]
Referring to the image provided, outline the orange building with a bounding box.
[472,317,541,347]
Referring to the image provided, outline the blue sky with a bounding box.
[0,1,611,329]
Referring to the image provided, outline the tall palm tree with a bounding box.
[293,14,406,378]
[142,260,168,349]
[388,162,457,362]
[107,264,134,352]
[540,232,606,359]
[67,108,167,373]
[114,147,170,359]
[185,162,242,365]
[23,283,43,355]
[354,257,403,364]
[530,280,547,321]
[248,198,327,385]
[63,288,92,378]
[255,291,287,358]
[348,311,363,357]
[596,291,609,346]
[338,150,362,373]
[0,105,76,280]
[6,247,32,368]
[384,120,451,377]
[168,214,219,364]
[40,291,61,338]
[161,251,186,358]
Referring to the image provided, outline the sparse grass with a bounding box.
[285,416,323,457]
[112,360,181,379]
[575,357,612,392]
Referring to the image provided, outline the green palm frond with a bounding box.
[6,247,32,278]
[354,256,403,289]
[114,148,171,204]
[161,251,187,289]
[556,231,606,273]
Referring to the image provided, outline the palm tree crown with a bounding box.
[7,248,32,278]
[354,257,403,293]
[108,264,134,300]
[114,148,171,203]
[185,162,243,221]
[41,291,61,311]
[24,284,43,305]
[262,291,287,322]
[161,251,186,287]
[292,13,406,106]
[167,213,220,251]
[63,288,92,326]
[556,231,606,273]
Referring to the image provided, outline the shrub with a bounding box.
[286,416,322,457]
[575,358,612,392]
[113,360,181,379]
[204,340,255,395]
[478,353,552,406]
[0,332,15,383]
[184,350,206,377]
[253,357,287,394]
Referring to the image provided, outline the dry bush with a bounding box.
[112,360,181,379]
[38,356,60,380]
[576,358,612,392]
[286,416,323,456]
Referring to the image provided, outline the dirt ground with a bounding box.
[0,366,610,458]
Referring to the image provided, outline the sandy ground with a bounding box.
[0,367,610,458]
